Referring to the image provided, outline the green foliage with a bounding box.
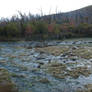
[0,13,92,40]
[0,22,20,38]
[34,21,48,34]
[6,23,20,37]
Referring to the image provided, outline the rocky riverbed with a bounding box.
[1,38,92,92]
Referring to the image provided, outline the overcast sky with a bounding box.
[0,0,92,18]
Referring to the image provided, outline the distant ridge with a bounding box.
[42,5,92,24]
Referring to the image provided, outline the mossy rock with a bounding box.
[76,84,92,92]
[0,68,18,92]
[44,62,67,79]
[53,74,66,79]
[45,61,91,79]
[36,46,69,56]
[72,47,92,59]
[67,67,92,78]
[84,84,92,92]
[39,78,50,83]
[47,62,66,75]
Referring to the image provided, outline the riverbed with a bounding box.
[0,38,92,92]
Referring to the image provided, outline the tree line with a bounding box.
[0,12,92,41]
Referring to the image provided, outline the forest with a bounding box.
[0,5,92,41]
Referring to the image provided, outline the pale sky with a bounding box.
[0,0,92,18]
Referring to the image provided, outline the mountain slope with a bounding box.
[42,5,92,24]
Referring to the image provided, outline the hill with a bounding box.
[42,5,92,24]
